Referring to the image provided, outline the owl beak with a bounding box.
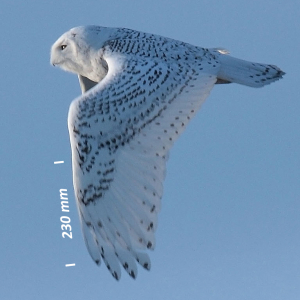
[50,58,57,67]
[50,57,56,66]
[50,54,59,67]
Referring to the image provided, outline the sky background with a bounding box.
[1,0,299,299]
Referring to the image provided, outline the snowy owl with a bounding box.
[50,25,284,280]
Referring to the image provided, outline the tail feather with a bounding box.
[214,51,285,88]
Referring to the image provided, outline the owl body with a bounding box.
[50,26,284,280]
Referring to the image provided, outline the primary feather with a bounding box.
[50,25,284,280]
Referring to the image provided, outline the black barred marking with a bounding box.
[147,222,154,231]
[113,272,119,280]
[130,271,136,279]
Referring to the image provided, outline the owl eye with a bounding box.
[60,45,67,50]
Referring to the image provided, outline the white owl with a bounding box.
[50,26,284,280]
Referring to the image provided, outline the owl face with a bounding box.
[50,31,87,76]
[51,27,109,82]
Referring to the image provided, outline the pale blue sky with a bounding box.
[1,1,299,299]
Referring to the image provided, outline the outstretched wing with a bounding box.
[68,41,218,280]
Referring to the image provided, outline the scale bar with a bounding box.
[54,161,64,164]
[65,263,76,267]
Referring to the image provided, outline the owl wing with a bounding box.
[68,44,218,280]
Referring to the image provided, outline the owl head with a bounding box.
[50,26,109,82]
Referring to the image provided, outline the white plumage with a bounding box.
[50,25,284,280]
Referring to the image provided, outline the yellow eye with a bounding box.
[60,45,67,50]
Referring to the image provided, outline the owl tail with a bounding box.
[213,49,285,87]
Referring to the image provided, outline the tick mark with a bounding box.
[65,263,76,267]
[54,161,64,164]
